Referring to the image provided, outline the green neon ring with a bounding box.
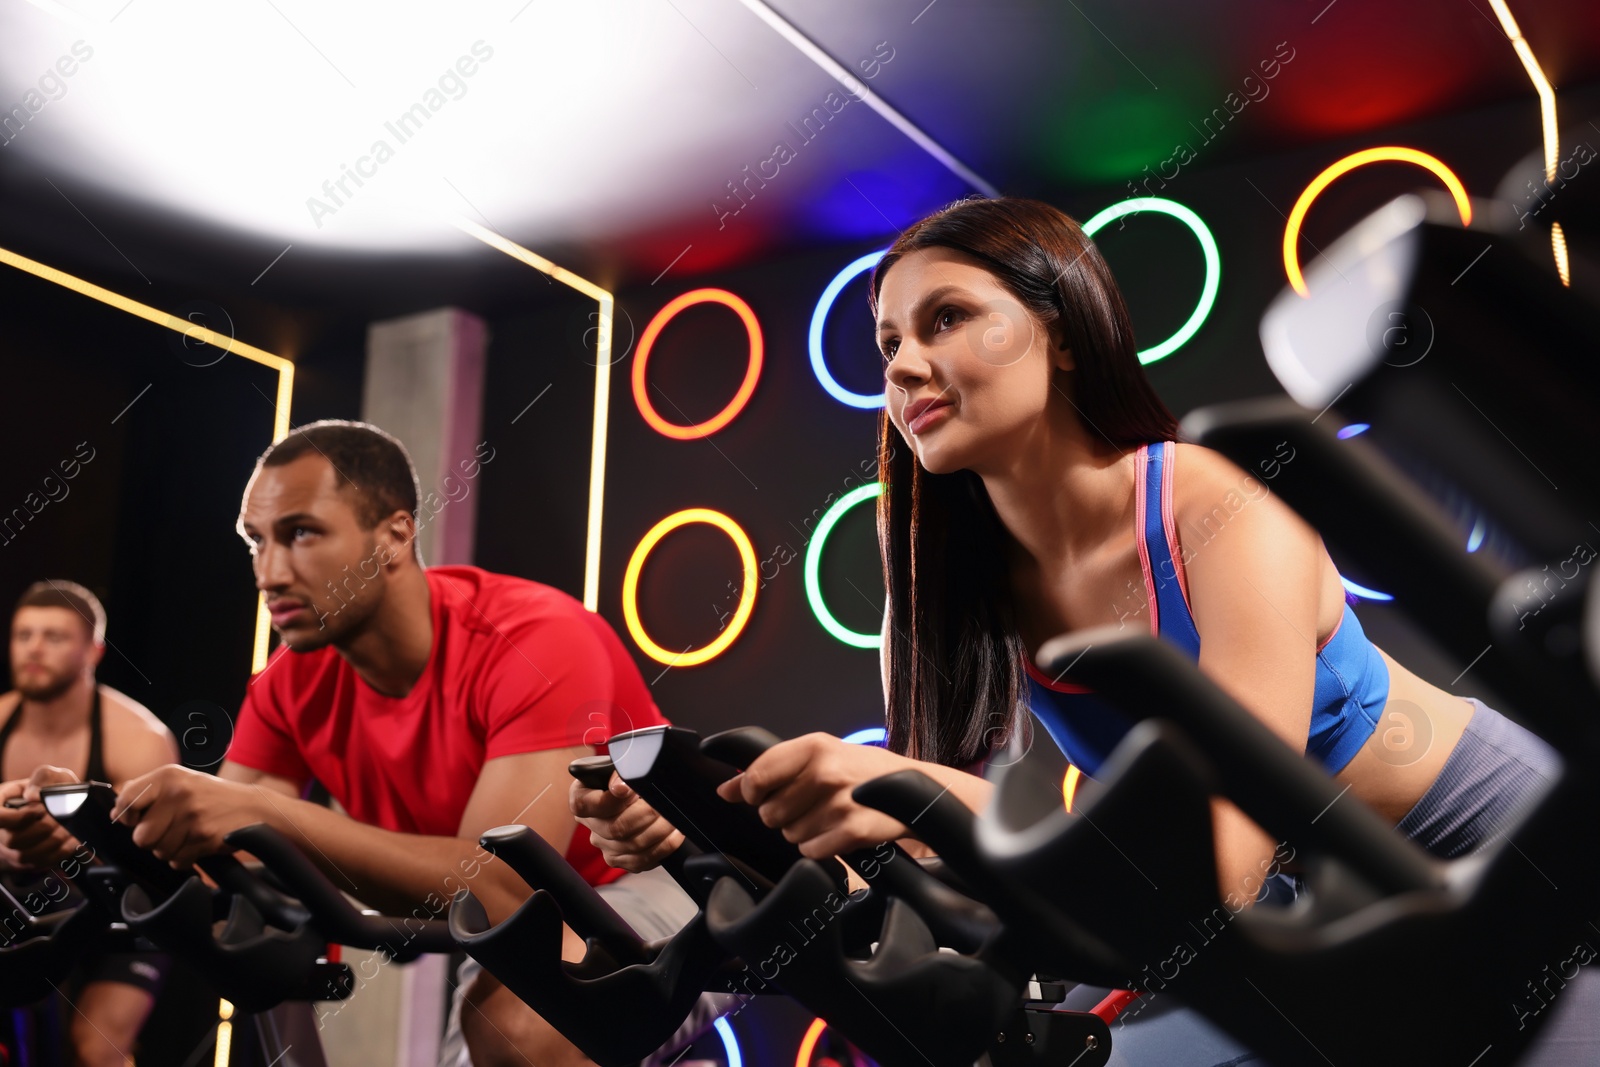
[804,481,883,649]
[1081,197,1220,365]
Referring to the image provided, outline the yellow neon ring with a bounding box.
[1284,147,1471,297]
[632,288,764,440]
[622,508,757,666]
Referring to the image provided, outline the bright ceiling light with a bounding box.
[0,0,810,250]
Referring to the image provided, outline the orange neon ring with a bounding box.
[622,508,757,667]
[632,288,764,439]
[795,1018,829,1067]
[1284,147,1471,297]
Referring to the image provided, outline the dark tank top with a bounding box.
[0,685,109,783]
[0,688,107,907]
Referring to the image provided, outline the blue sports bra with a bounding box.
[1025,441,1390,777]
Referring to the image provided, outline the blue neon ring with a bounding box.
[809,250,888,409]
[1341,577,1394,602]
[714,1017,742,1067]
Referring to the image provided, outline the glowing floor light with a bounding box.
[1063,765,1083,813]
[214,999,234,1067]
[1337,423,1370,439]
[795,1018,829,1067]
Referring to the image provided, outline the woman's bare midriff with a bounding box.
[1333,649,1475,826]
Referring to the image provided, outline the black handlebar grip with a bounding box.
[569,756,616,791]
[699,726,784,770]
[40,782,189,899]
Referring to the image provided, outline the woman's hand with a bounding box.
[715,733,914,858]
[570,773,684,873]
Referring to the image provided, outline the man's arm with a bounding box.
[248,745,585,921]
[121,594,628,923]
[216,760,306,798]
[119,748,589,924]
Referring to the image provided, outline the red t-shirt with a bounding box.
[227,565,667,888]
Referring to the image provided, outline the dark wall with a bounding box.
[475,84,1600,735]
[475,244,898,740]
[7,81,1595,741]
[0,266,367,739]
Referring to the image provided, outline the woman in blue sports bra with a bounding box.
[700,198,1547,876]
[579,197,1594,1064]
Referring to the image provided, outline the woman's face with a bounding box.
[878,247,1071,475]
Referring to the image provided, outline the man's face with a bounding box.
[10,607,97,701]
[237,455,398,652]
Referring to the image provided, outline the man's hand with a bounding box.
[112,765,276,867]
[570,773,683,873]
[0,766,85,870]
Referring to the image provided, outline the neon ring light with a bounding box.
[795,1018,830,1067]
[1063,765,1083,813]
[804,482,883,648]
[1081,197,1220,365]
[713,1017,742,1067]
[809,250,888,409]
[1284,147,1470,297]
[623,508,758,666]
[1341,577,1394,603]
[632,288,764,439]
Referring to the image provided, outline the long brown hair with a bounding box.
[871,197,1179,766]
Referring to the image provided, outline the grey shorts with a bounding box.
[1061,699,1599,1066]
[1395,697,1559,858]
[1393,699,1600,1065]
[437,866,737,1067]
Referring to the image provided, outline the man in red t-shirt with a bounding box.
[31,420,711,1067]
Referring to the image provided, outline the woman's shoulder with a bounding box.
[1166,440,1308,548]
[1166,442,1255,506]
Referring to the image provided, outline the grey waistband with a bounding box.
[1394,697,1559,859]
